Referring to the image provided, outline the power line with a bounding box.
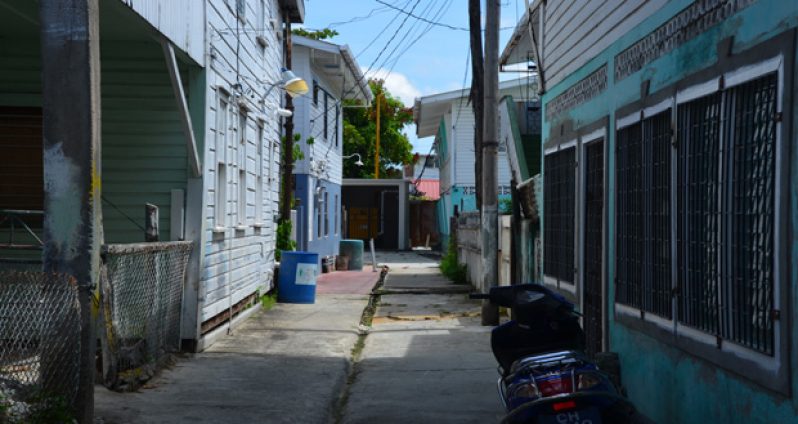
[372,0,443,80]
[361,0,422,81]
[326,5,391,28]
[453,48,471,129]
[373,0,515,32]
[381,0,455,79]
[355,0,413,58]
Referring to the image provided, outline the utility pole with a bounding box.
[40,0,102,421]
[481,0,500,326]
[468,0,484,211]
[374,93,381,179]
[279,10,295,223]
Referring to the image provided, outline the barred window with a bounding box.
[543,147,575,284]
[615,122,643,309]
[725,74,777,354]
[615,110,672,318]
[675,73,778,355]
[677,93,723,335]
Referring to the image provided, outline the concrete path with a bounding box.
[340,255,504,423]
[94,271,379,424]
[94,254,504,423]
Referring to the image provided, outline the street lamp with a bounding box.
[260,68,310,115]
[342,153,364,167]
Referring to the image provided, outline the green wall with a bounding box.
[0,38,189,247]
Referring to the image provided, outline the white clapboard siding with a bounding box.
[541,0,668,88]
[200,0,283,323]
[450,103,512,189]
[291,48,344,185]
[117,0,205,65]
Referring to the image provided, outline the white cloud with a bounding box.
[363,68,422,107]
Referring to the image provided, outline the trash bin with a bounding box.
[277,251,319,304]
[339,239,364,271]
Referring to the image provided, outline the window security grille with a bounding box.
[615,123,644,309]
[615,110,672,317]
[644,111,672,318]
[583,140,604,356]
[677,92,723,335]
[632,73,778,355]
[543,147,575,284]
[726,74,777,354]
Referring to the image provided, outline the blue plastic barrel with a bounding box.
[339,240,364,271]
[278,251,319,304]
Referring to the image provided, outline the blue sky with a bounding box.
[300,0,524,153]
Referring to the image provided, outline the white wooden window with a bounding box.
[315,187,322,239]
[255,122,264,227]
[334,194,339,235]
[214,93,230,232]
[324,191,329,237]
[237,109,248,227]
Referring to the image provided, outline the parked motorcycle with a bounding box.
[470,284,639,424]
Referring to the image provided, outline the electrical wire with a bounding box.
[371,0,442,79]
[375,0,454,81]
[360,0,422,82]
[326,5,391,28]
[373,0,516,32]
[102,196,147,232]
[355,0,414,58]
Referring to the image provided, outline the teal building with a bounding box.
[503,0,798,422]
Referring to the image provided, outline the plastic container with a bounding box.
[339,239,364,271]
[277,251,319,304]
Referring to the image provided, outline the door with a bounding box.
[583,140,604,355]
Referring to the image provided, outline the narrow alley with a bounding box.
[94,252,502,423]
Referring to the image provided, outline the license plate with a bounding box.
[539,408,601,424]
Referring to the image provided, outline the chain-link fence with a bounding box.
[0,271,81,422]
[100,241,192,391]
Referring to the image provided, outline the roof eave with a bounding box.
[278,0,305,23]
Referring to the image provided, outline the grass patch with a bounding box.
[440,235,467,284]
[260,291,278,311]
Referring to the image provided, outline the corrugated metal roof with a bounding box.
[414,179,440,200]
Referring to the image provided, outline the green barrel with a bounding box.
[339,239,364,271]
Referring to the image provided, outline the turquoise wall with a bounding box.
[539,0,798,422]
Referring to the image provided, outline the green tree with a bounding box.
[292,27,338,40]
[343,79,414,179]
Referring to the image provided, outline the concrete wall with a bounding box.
[536,0,798,421]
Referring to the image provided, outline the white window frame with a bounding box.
[213,91,230,233]
[334,194,339,236]
[324,190,329,237]
[254,120,265,228]
[236,109,248,229]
